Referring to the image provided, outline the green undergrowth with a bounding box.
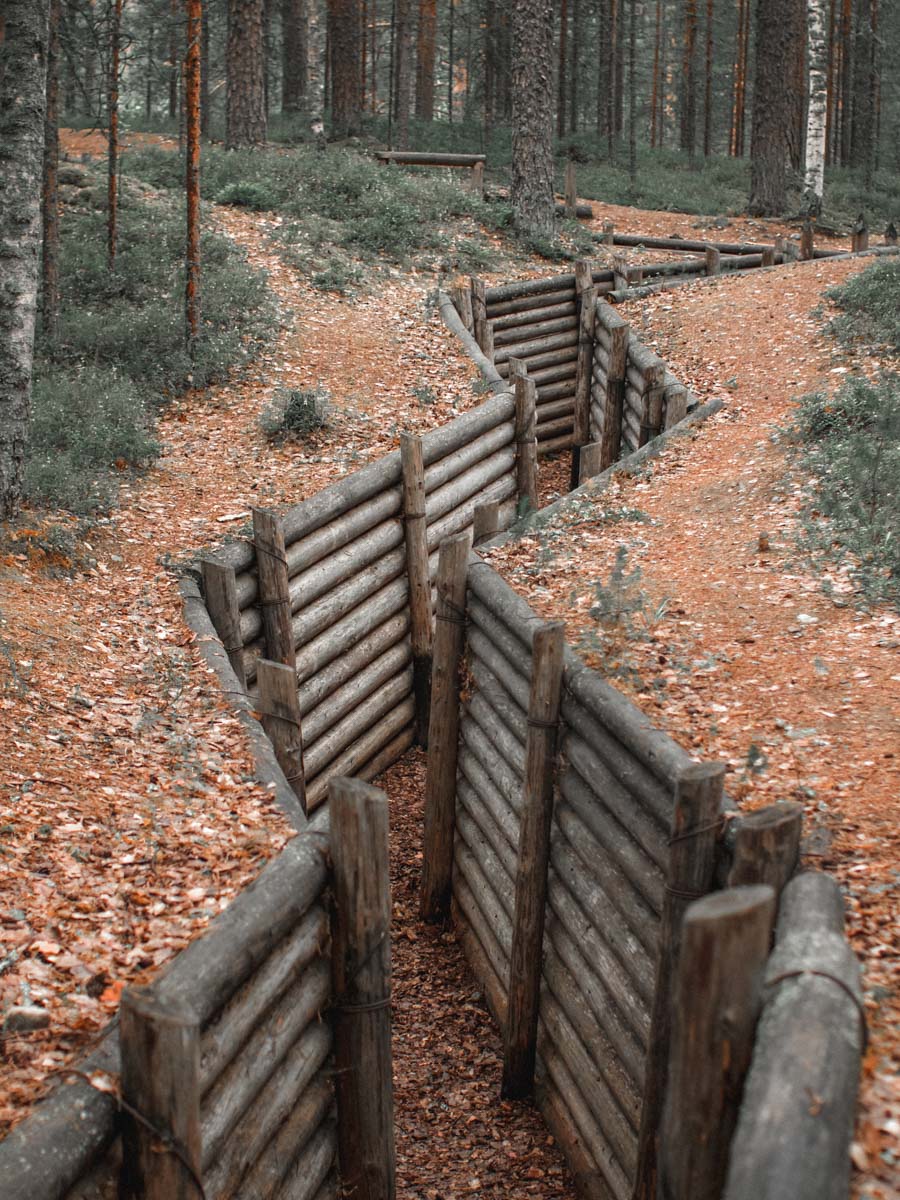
[30,186,274,514]
[789,374,899,606]
[824,259,900,356]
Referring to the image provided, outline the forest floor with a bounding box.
[0,130,894,1197]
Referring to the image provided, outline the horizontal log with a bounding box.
[304,700,415,810]
[357,722,416,786]
[229,1079,333,1200]
[271,1119,337,1200]
[487,288,577,319]
[493,315,578,349]
[302,641,411,746]
[536,432,571,455]
[62,1147,119,1199]
[292,577,409,686]
[204,1029,332,1197]
[534,396,576,423]
[486,268,613,306]
[437,290,506,394]
[529,362,578,388]
[536,415,575,441]
[453,869,509,1022]
[297,611,409,716]
[537,377,579,404]
[426,445,516,527]
[424,420,513,495]
[605,232,775,255]
[427,473,517,561]
[420,390,515,467]
[303,669,413,779]
[201,963,330,1166]
[152,833,328,1023]
[200,904,328,1094]
[554,201,595,218]
[497,346,579,378]
[376,150,485,165]
[494,329,579,368]
[492,300,577,332]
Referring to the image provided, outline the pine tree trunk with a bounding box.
[805,0,828,207]
[569,0,580,132]
[703,0,713,156]
[788,0,806,171]
[510,0,555,238]
[850,0,875,168]
[394,0,412,147]
[200,1,210,134]
[838,0,852,164]
[42,0,61,342]
[415,0,436,119]
[185,0,202,349]
[281,0,308,112]
[557,0,567,137]
[330,0,361,136]
[608,0,619,157]
[169,0,178,118]
[628,0,636,184]
[749,0,794,214]
[107,0,122,269]
[226,0,267,147]
[596,0,610,136]
[447,0,454,120]
[0,0,50,520]
[680,0,698,157]
[650,0,662,147]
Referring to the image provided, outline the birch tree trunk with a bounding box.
[804,0,828,210]
[0,0,50,520]
[510,0,555,239]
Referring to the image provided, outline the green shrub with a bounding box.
[825,260,900,355]
[26,365,159,513]
[791,375,900,604]
[216,181,279,210]
[260,387,331,442]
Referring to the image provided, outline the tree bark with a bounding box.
[568,0,580,132]
[703,0,714,156]
[0,0,50,520]
[41,0,61,342]
[393,0,412,147]
[557,0,567,138]
[850,0,876,170]
[185,0,201,350]
[680,0,698,158]
[226,0,267,148]
[748,0,794,214]
[281,0,308,112]
[200,0,209,134]
[107,0,123,269]
[329,0,361,136]
[511,0,555,239]
[415,0,436,119]
[805,0,828,208]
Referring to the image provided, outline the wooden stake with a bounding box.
[501,621,566,1100]
[471,276,489,354]
[473,500,501,545]
[513,371,539,513]
[660,886,777,1200]
[420,533,471,923]
[602,219,615,247]
[400,432,433,747]
[119,990,202,1200]
[577,441,604,484]
[801,219,815,261]
[257,658,306,813]
[470,160,484,196]
[612,253,631,291]
[633,760,726,1200]
[705,245,722,275]
[252,508,295,671]
[852,213,869,252]
[639,364,665,447]
[761,245,776,267]
[451,282,475,333]
[600,313,629,470]
[200,558,247,691]
[571,263,597,490]
[885,221,898,246]
[727,801,802,892]
[329,778,396,1200]
[564,160,577,218]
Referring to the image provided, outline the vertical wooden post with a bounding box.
[602,219,615,247]
[200,557,247,691]
[513,371,539,513]
[612,253,631,291]
[633,760,726,1200]
[564,160,577,217]
[471,276,489,354]
[600,317,629,469]
[885,221,898,246]
[659,886,777,1200]
[329,778,396,1200]
[451,282,474,333]
[571,261,597,490]
[119,990,203,1200]
[577,441,604,484]
[639,363,666,447]
[727,801,802,892]
[801,219,815,261]
[705,245,722,275]
[257,658,306,813]
[501,621,566,1100]
[420,532,471,923]
[400,432,433,748]
[761,245,776,267]
[252,508,295,671]
[470,159,484,196]
[473,500,501,545]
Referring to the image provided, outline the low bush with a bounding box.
[791,374,899,604]
[824,259,900,355]
[260,387,331,442]
[216,180,279,210]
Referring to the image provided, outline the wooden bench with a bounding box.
[375,150,485,194]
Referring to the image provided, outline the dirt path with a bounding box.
[485,256,899,1200]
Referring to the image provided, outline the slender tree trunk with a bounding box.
[596,0,610,137]
[805,0,828,208]
[42,0,61,342]
[281,0,309,111]
[839,0,852,164]
[749,0,794,214]
[186,0,202,350]
[628,0,636,185]
[169,0,178,117]
[415,0,436,119]
[824,0,836,164]
[557,0,567,137]
[200,0,210,134]
[850,0,875,168]
[650,0,661,147]
[145,19,154,119]
[680,0,697,158]
[703,0,713,156]
[608,0,618,157]
[370,0,377,113]
[447,0,454,120]
[226,0,267,147]
[789,0,806,172]
[107,0,123,270]
[393,0,412,146]
[0,0,50,520]
[569,0,581,132]
[329,0,361,135]
[614,0,624,134]
[510,0,555,238]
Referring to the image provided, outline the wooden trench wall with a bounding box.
[0,829,337,1200]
